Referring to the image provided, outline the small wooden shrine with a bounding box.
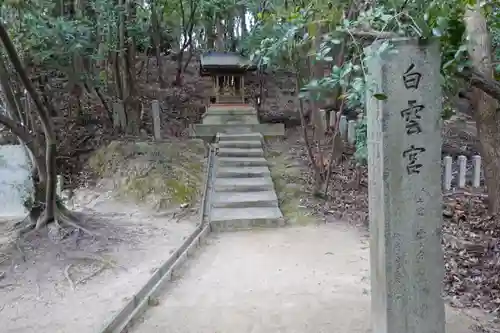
[199,52,257,104]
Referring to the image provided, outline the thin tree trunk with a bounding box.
[151,4,166,88]
[310,21,325,140]
[215,18,224,51]
[295,73,322,194]
[240,5,247,40]
[464,5,500,214]
[204,10,215,49]
[175,50,184,85]
[123,0,140,134]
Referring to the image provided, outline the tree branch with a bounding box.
[0,23,56,141]
[0,113,47,179]
[456,67,500,102]
[347,29,398,39]
[179,0,186,39]
[0,113,33,148]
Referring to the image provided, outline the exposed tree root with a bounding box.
[0,256,8,265]
[64,251,124,270]
[0,283,19,289]
[64,264,75,290]
[18,203,96,240]
[15,240,25,262]
[76,264,107,286]
[64,254,116,291]
[58,203,97,235]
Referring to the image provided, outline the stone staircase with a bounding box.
[190,105,285,231]
[218,95,245,104]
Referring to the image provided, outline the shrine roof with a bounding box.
[199,52,257,76]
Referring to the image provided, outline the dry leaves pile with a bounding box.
[443,195,500,313]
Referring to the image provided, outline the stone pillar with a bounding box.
[112,102,126,130]
[365,38,445,333]
[458,155,467,188]
[339,115,348,140]
[213,76,218,102]
[241,76,245,103]
[215,76,220,103]
[151,100,162,140]
[472,155,481,188]
[56,175,63,197]
[319,109,327,130]
[443,156,452,191]
[347,120,356,145]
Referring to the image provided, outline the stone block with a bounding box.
[365,37,445,333]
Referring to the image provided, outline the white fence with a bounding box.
[441,154,482,191]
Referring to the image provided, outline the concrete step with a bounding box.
[206,106,256,114]
[218,132,262,142]
[190,123,284,139]
[218,140,262,149]
[210,207,284,231]
[218,96,244,103]
[226,120,260,125]
[216,166,270,178]
[218,148,264,158]
[218,157,268,167]
[212,191,278,208]
[214,177,274,192]
[202,114,259,125]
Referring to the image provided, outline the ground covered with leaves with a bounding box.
[268,128,500,321]
[443,195,500,314]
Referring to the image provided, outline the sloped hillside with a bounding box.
[27,53,477,188]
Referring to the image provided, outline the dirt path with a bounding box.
[131,223,490,333]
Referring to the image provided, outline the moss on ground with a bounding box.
[87,139,206,210]
[265,140,316,225]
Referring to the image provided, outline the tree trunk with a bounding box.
[310,21,326,141]
[215,18,224,51]
[115,0,140,134]
[464,5,500,214]
[295,72,323,195]
[227,14,235,50]
[117,0,127,101]
[124,0,141,134]
[151,4,166,88]
[204,10,215,49]
[240,5,247,40]
[175,49,184,86]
